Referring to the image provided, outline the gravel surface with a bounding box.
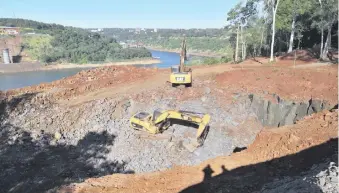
[1,91,261,174]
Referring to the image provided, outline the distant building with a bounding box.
[90,28,103,33]
[0,27,20,35]
[128,42,144,48]
[136,42,144,48]
[119,41,128,49]
[154,28,158,33]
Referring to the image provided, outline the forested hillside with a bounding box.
[225,0,338,62]
[0,18,152,64]
[100,28,232,55]
[100,0,338,62]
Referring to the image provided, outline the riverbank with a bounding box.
[146,47,224,58]
[0,58,160,74]
[43,58,160,70]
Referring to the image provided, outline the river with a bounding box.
[0,50,179,91]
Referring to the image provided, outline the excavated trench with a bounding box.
[0,91,337,193]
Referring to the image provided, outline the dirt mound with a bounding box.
[278,49,318,62]
[215,66,338,104]
[60,110,338,193]
[7,66,163,101]
[235,50,322,67]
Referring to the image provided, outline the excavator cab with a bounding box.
[171,65,180,73]
[130,112,151,130]
[152,109,162,121]
[169,38,192,87]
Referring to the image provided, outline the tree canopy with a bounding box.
[224,0,338,62]
[1,18,152,64]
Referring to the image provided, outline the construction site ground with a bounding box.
[0,56,338,193]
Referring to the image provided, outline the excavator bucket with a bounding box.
[182,114,211,152]
[196,114,211,145]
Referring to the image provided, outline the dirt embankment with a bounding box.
[7,66,164,102]
[215,66,338,104]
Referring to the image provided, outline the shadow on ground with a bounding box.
[179,138,338,193]
[0,92,39,122]
[0,93,133,193]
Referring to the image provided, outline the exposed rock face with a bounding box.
[249,94,337,127]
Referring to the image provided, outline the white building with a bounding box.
[90,28,103,33]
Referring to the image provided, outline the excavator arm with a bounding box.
[130,109,211,147]
[152,110,211,146]
[179,38,187,72]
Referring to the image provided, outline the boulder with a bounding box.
[281,104,298,126]
[295,102,309,121]
[267,102,279,127]
[311,99,323,113]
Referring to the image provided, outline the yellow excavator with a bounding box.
[169,38,192,87]
[130,109,210,148]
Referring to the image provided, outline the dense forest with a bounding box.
[100,0,338,62]
[100,28,231,55]
[0,18,152,64]
[0,18,65,33]
[225,0,338,62]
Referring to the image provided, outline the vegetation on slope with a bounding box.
[101,28,232,55]
[0,18,152,64]
[225,0,338,62]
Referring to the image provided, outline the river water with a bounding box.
[0,50,179,91]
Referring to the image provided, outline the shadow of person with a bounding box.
[202,164,214,181]
[221,165,228,173]
[183,164,216,193]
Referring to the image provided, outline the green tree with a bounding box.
[14,18,152,64]
[265,0,281,62]
[312,0,338,60]
[276,0,313,53]
[227,0,258,61]
[227,2,245,62]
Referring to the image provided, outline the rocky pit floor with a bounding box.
[0,59,338,193]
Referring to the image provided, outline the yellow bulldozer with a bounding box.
[169,38,192,87]
[130,109,210,148]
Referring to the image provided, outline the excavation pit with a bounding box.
[1,90,337,175]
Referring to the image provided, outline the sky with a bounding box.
[0,0,239,29]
